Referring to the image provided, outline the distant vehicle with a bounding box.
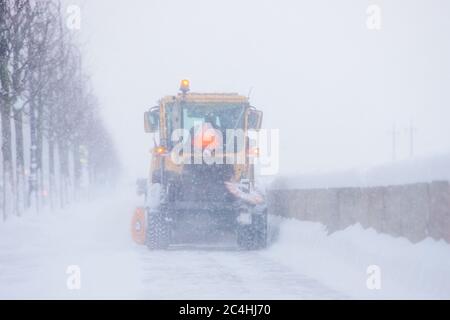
[132,80,267,250]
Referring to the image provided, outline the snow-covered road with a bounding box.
[1,187,449,299]
[138,248,343,299]
[0,189,342,300]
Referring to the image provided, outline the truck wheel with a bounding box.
[237,211,267,250]
[146,210,170,250]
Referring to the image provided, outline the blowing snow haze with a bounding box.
[74,0,450,178]
[1,0,450,301]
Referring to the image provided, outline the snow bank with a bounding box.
[264,216,450,299]
[0,187,145,299]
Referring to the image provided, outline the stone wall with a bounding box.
[267,181,450,243]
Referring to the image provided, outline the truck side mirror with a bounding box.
[248,109,263,131]
[144,107,160,133]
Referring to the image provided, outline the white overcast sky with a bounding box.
[66,0,450,178]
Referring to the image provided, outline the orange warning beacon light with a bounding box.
[180,79,190,94]
[248,147,260,157]
[153,145,167,156]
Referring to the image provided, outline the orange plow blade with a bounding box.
[131,207,146,245]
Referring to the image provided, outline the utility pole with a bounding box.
[406,121,418,158]
[390,124,399,161]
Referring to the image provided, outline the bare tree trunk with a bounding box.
[0,1,12,220]
[48,137,55,210]
[1,100,15,220]
[73,142,81,201]
[28,98,39,212]
[14,109,25,216]
[37,96,45,207]
[58,140,70,209]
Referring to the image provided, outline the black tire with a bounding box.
[237,211,268,250]
[146,210,170,250]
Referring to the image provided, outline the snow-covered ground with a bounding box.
[267,217,450,299]
[0,187,449,299]
[0,191,144,299]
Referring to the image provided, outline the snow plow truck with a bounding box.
[132,80,267,250]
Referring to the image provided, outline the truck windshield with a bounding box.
[182,104,245,132]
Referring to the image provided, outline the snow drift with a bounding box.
[265,216,450,299]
